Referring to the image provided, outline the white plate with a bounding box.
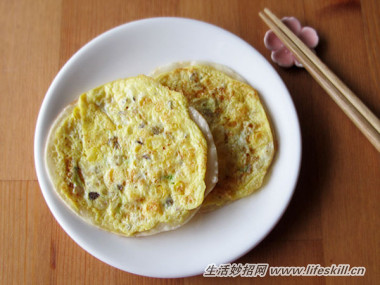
[34,17,301,278]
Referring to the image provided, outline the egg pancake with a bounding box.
[46,75,213,236]
[155,64,275,209]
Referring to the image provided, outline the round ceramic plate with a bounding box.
[34,17,301,278]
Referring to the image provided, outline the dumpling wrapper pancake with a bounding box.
[155,64,275,209]
[45,75,217,236]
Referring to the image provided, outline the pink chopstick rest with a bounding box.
[264,17,319,68]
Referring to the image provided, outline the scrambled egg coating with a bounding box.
[156,65,275,209]
[46,75,208,236]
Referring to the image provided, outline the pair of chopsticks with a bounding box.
[259,8,380,152]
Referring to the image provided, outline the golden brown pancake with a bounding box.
[45,75,216,236]
[155,64,275,209]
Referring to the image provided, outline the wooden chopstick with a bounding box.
[259,8,380,152]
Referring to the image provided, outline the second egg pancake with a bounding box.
[155,64,275,209]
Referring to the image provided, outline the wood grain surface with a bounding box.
[1,0,379,284]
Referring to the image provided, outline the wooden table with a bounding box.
[1,0,379,284]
